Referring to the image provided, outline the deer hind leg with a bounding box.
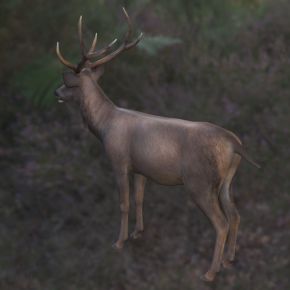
[131,174,146,240]
[186,182,229,282]
[112,171,130,250]
[219,155,241,267]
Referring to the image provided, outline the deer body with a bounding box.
[55,8,259,282]
[79,73,239,186]
[101,109,236,186]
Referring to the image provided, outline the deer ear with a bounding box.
[91,66,104,81]
[63,71,79,87]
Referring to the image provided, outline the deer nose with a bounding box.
[54,89,59,97]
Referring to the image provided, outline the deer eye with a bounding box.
[63,71,79,87]
[64,82,77,88]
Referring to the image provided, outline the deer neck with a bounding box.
[79,74,115,139]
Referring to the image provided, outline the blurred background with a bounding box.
[0,0,289,289]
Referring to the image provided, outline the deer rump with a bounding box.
[103,108,256,187]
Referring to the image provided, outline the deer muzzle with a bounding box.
[54,86,67,103]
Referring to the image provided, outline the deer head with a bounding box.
[54,7,143,103]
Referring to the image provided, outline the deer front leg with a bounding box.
[131,174,146,240]
[112,172,130,250]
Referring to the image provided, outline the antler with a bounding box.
[78,16,86,58]
[56,15,86,72]
[56,42,78,71]
[88,38,117,57]
[89,7,143,68]
[56,7,142,72]
[89,33,98,53]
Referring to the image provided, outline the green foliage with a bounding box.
[5,2,183,106]
[13,55,61,107]
[1,0,269,107]
[11,35,182,107]
[1,1,290,290]
[139,35,181,56]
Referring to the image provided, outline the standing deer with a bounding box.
[54,8,260,282]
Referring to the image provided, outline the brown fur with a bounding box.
[54,9,259,281]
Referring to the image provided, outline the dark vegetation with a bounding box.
[0,0,289,289]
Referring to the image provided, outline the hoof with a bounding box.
[112,241,124,251]
[130,230,143,240]
[201,271,216,282]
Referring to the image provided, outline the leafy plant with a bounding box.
[138,35,181,56]
[13,55,61,107]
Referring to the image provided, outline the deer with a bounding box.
[54,8,260,282]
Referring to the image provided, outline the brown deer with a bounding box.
[54,8,260,282]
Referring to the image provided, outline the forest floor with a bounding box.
[0,97,289,290]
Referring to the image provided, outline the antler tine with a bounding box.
[78,15,86,57]
[88,6,131,59]
[89,33,143,68]
[88,38,117,58]
[88,32,98,54]
[124,32,143,49]
[89,8,143,69]
[56,42,77,71]
[122,7,132,43]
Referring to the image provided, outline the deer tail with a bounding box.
[234,144,261,169]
